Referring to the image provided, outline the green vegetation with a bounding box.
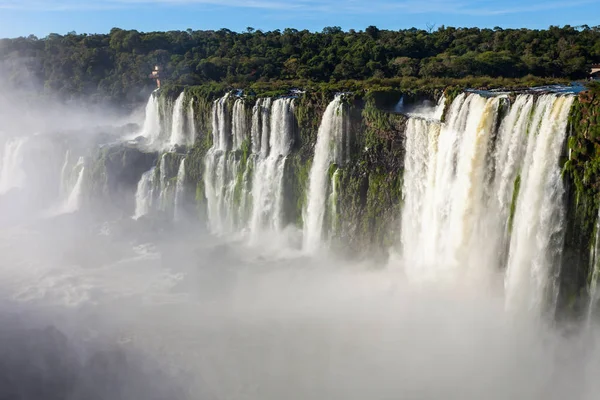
[1,25,596,105]
[335,100,406,256]
[508,175,521,234]
[558,88,600,318]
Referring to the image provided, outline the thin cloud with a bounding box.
[0,0,594,16]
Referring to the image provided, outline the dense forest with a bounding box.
[1,25,599,105]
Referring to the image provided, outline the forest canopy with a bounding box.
[1,25,599,105]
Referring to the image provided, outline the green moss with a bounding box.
[284,154,312,227]
[333,101,405,257]
[508,174,521,234]
[557,91,600,320]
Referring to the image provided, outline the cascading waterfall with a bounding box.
[204,94,246,234]
[504,95,574,314]
[61,157,85,214]
[170,92,186,147]
[433,95,446,120]
[174,158,186,222]
[250,98,294,234]
[59,149,71,196]
[0,136,29,194]
[159,96,172,145]
[187,98,196,146]
[328,168,341,234]
[133,167,156,219]
[140,92,161,145]
[251,98,272,156]
[303,95,347,252]
[203,94,297,235]
[232,99,247,151]
[158,153,169,211]
[401,93,504,282]
[400,92,574,313]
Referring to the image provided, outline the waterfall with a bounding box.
[303,96,347,252]
[232,99,247,150]
[212,94,231,152]
[250,98,294,234]
[0,136,29,194]
[140,92,161,145]
[401,93,503,282]
[328,168,341,235]
[504,95,574,314]
[433,95,446,120]
[158,153,169,211]
[400,117,442,278]
[59,149,71,196]
[170,92,186,147]
[204,94,240,234]
[133,167,156,219]
[61,157,85,214]
[187,98,196,146]
[174,158,186,222]
[399,92,574,313]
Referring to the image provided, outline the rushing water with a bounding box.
[140,92,161,146]
[400,93,574,314]
[187,98,196,146]
[504,95,574,314]
[170,92,186,147]
[0,136,29,194]
[250,98,295,235]
[303,96,347,252]
[60,157,85,214]
[134,167,156,219]
[174,158,186,222]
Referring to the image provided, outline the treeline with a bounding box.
[1,25,599,104]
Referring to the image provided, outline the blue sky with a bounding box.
[0,0,599,38]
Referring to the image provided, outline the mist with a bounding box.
[1,84,599,400]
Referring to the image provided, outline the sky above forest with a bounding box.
[0,0,599,38]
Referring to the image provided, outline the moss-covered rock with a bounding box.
[558,89,600,319]
[85,144,158,215]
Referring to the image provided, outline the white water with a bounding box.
[212,93,231,152]
[232,98,247,150]
[61,157,85,214]
[158,153,169,211]
[0,136,29,194]
[174,158,186,222]
[251,98,272,156]
[504,95,574,314]
[401,93,502,282]
[303,96,347,252]
[140,92,161,146]
[433,95,446,120]
[169,92,186,147]
[133,167,156,219]
[59,149,71,196]
[187,98,196,146]
[250,98,295,234]
[204,94,240,234]
[400,92,574,313]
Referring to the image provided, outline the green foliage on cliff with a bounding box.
[558,90,600,318]
[85,144,158,213]
[335,101,406,255]
[1,26,588,104]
